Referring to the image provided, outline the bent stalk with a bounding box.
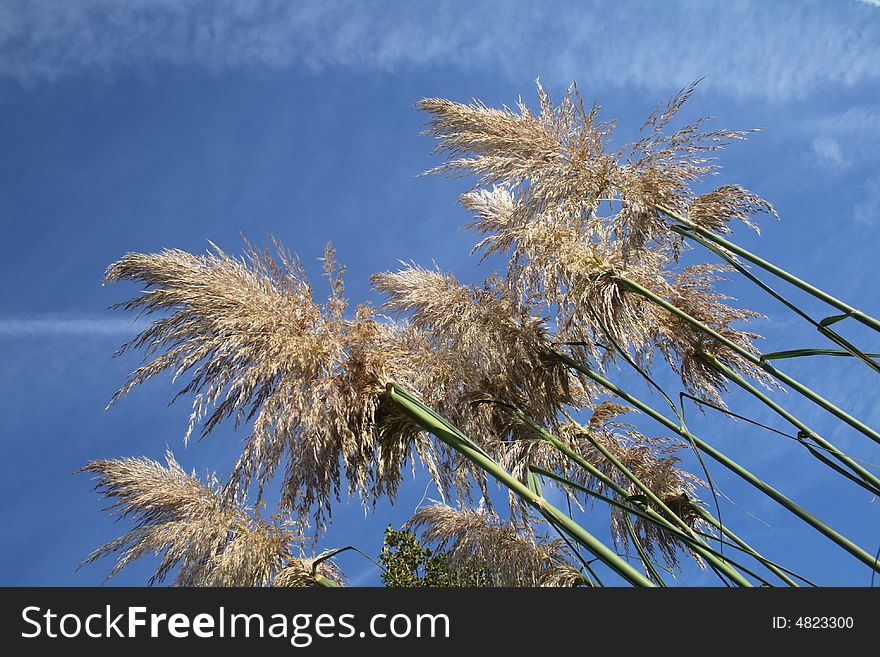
[553,349,880,573]
[671,224,880,376]
[690,506,802,587]
[620,276,880,447]
[657,205,880,334]
[386,382,656,587]
[521,413,754,586]
[530,467,779,586]
[700,354,880,496]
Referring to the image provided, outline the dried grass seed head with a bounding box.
[422,79,772,257]
[653,263,775,405]
[687,184,777,235]
[424,81,772,374]
[371,263,591,448]
[406,502,586,587]
[105,240,446,534]
[81,451,342,586]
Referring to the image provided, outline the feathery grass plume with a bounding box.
[462,186,667,366]
[272,554,346,588]
[530,221,668,367]
[653,263,775,405]
[561,403,707,567]
[371,263,591,449]
[324,314,479,508]
[458,185,524,260]
[104,239,450,532]
[687,185,777,235]
[463,184,770,399]
[406,502,587,587]
[420,80,770,254]
[611,81,764,251]
[81,451,344,586]
[421,82,623,274]
[431,84,773,390]
[419,82,616,216]
[104,238,332,445]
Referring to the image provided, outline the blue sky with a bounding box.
[1,0,879,586]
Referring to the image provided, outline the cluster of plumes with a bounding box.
[373,263,714,567]
[420,80,774,249]
[97,237,711,581]
[103,239,587,537]
[106,240,400,530]
[371,264,590,454]
[499,402,707,568]
[406,503,587,587]
[420,81,776,403]
[88,81,774,584]
[81,452,344,586]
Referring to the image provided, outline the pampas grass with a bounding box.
[81,79,880,587]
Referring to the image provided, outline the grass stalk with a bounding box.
[553,349,880,573]
[542,455,805,586]
[620,276,880,447]
[623,514,667,586]
[657,205,880,334]
[520,414,754,586]
[670,224,880,376]
[386,382,656,587]
[527,463,601,585]
[700,353,880,496]
[530,467,778,586]
[690,506,801,587]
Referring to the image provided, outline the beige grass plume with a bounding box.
[371,263,591,449]
[78,77,806,588]
[655,263,776,405]
[458,144,770,402]
[406,502,587,587]
[420,80,774,251]
[104,239,451,532]
[81,451,344,586]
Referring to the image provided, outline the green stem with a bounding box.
[624,513,667,586]
[553,349,880,573]
[672,224,880,376]
[521,414,753,586]
[526,464,599,586]
[657,205,880,334]
[582,297,727,544]
[314,575,339,588]
[580,429,751,587]
[530,467,776,586]
[691,507,799,587]
[702,354,880,496]
[386,383,656,587]
[620,276,880,447]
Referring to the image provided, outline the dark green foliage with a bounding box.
[379,525,485,587]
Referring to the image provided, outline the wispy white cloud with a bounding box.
[1,1,878,101]
[0,316,147,337]
[794,105,880,230]
[811,136,845,168]
[798,106,880,224]
[857,0,880,7]
[854,176,880,227]
[803,106,880,140]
